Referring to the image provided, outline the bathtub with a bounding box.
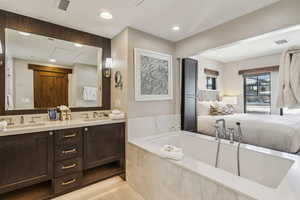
[127,131,300,200]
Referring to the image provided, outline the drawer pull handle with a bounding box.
[61,179,76,186]
[64,133,76,138]
[62,148,77,154]
[62,163,77,170]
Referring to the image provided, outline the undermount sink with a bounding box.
[7,123,46,129]
[83,117,109,122]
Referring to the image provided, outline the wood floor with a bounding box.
[54,177,144,200]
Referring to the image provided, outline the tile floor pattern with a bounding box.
[91,184,144,200]
[54,177,144,200]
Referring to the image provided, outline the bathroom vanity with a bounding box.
[0,9,126,200]
[0,119,125,199]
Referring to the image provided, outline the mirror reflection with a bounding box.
[5,28,103,110]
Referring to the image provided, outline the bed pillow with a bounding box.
[197,101,212,116]
[209,102,235,115]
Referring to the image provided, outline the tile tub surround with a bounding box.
[128,114,180,139]
[127,143,253,200]
[127,132,300,200]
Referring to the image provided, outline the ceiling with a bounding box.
[0,0,279,42]
[6,28,99,66]
[199,24,300,63]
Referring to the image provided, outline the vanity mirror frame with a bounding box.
[0,9,111,115]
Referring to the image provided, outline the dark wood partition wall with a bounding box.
[0,9,111,115]
[181,58,198,132]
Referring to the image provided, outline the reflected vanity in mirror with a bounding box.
[5,28,103,111]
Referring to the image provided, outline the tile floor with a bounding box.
[54,177,144,200]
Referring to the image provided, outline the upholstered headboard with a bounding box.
[198,90,220,101]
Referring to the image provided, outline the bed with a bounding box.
[196,90,300,153]
[197,113,300,153]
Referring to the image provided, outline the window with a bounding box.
[244,73,271,114]
[206,76,216,90]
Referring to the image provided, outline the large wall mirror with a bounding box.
[0,10,111,115]
[5,28,103,110]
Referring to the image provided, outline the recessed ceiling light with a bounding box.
[18,31,31,36]
[74,43,83,47]
[172,26,180,31]
[100,11,113,20]
[50,59,56,63]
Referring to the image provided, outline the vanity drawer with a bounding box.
[55,143,82,161]
[55,158,82,178]
[54,173,82,194]
[55,128,82,146]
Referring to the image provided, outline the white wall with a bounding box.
[223,54,281,114]
[127,28,179,118]
[111,29,129,112]
[175,0,300,57]
[71,63,98,107]
[192,55,224,95]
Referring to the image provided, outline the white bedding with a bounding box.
[197,113,300,153]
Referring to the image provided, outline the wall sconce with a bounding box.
[114,71,123,90]
[103,57,112,78]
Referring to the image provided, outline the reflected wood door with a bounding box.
[34,70,68,108]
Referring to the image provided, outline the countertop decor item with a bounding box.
[134,48,173,101]
[57,105,71,121]
[48,108,57,121]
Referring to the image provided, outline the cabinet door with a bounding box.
[0,132,53,194]
[181,58,198,132]
[83,123,124,170]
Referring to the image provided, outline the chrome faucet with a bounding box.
[236,122,243,142]
[214,120,243,176]
[216,119,226,138]
[20,116,24,124]
[213,124,221,141]
[93,112,98,119]
[228,128,235,144]
[236,122,243,177]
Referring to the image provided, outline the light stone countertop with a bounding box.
[0,118,126,137]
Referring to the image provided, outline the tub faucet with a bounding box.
[228,128,235,144]
[236,122,243,142]
[213,124,221,141]
[236,122,243,177]
[216,119,226,138]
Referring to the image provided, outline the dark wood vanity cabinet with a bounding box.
[0,131,53,194]
[181,58,198,132]
[83,123,124,170]
[0,122,125,200]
